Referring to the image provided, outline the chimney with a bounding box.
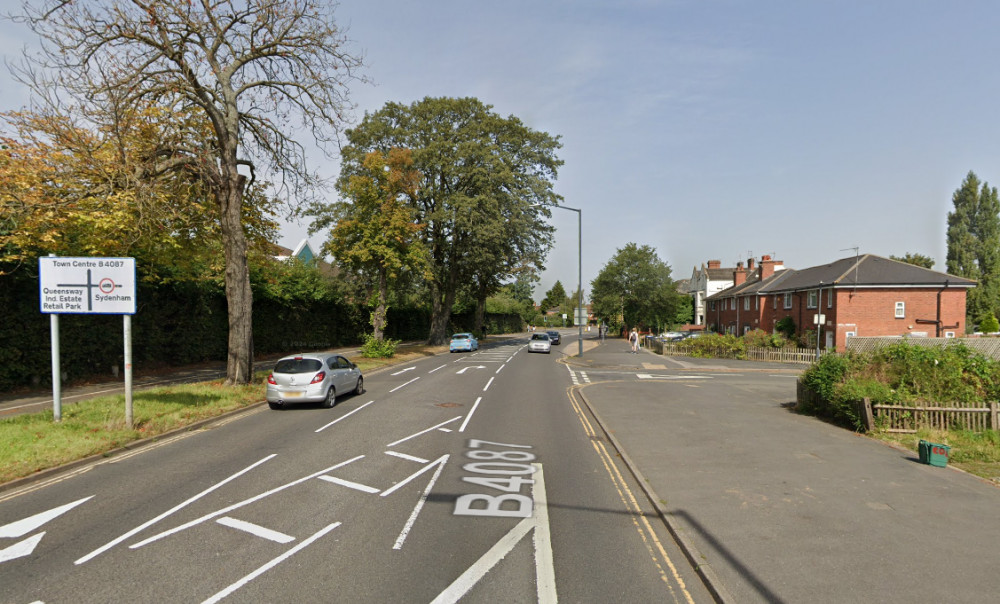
[734,261,746,285]
[708,260,721,269]
[747,257,756,271]
[760,255,778,280]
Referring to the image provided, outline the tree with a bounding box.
[590,243,681,331]
[946,171,1000,322]
[330,97,560,345]
[541,281,567,312]
[309,148,428,341]
[12,0,365,384]
[890,253,935,269]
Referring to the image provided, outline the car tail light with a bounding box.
[310,371,326,384]
[267,374,277,385]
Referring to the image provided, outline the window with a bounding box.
[895,302,905,318]
[783,293,793,309]
[807,290,818,309]
[731,298,736,310]
[709,301,715,310]
[827,288,833,308]
[743,297,750,310]
[945,331,956,338]
[773,295,777,309]
[755,296,759,310]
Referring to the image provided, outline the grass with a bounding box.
[0,345,448,486]
[871,428,1000,485]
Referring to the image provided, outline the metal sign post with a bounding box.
[39,257,137,424]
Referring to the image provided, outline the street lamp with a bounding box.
[533,203,583,357]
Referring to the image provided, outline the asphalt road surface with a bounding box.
[0,333,713,603]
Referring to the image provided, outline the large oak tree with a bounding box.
[10,0,364,384]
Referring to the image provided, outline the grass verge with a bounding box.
[0,345,448,486]
[871,429,1000,485]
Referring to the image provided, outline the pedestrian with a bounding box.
[629,328,639,353]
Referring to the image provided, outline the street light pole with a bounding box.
[531,203,584,357]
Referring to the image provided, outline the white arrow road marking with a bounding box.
[636,374,711,380]
[456,366,486,374]
[0,496,93,538]
[0,532,45,563]
[216,517,295,544]
[430,464,555,604]
[391,366,416,375]
[386,416,461,448]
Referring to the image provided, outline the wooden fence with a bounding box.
[860,398,1000,433]
[847,336,1000,359]
[648,337,816,365]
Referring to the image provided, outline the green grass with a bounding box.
[872,428,1000,484]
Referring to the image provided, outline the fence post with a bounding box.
[992,402,999,431]
[861,397,874,432]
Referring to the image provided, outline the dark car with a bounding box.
[546,330,561,345]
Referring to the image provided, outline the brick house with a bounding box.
[705,254,975,351]
[685,259,765,325]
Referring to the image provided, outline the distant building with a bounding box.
[706,254,975,351]
[685,259,766,325]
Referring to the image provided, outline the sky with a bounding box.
[3,1,999,303]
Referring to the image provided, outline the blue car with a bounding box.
[449,333,479,352]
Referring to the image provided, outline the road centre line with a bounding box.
[76,454,278,565]
[482,377,495,392]
[202,521,342,604]
[495,364,505,374]
[386,417,462,448]
[216,517,295,544]
[386,451,428,463]
[380,454,449,498]
[315,400,374,433]
[317,475,381,494]
[390,377,420,392]
[130,455,364,550]
[392,455,450,550]
[458,397,482,433]
[429,364,448,373]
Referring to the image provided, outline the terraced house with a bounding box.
[705,254,976,351]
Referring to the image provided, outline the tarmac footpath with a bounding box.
[565,337,1000,603]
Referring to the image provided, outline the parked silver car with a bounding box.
[266,353,364,410]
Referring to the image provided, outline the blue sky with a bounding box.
[3,1,999,302]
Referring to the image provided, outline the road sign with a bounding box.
[39,257,136,314]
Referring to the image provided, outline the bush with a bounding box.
[979,314,1000,334]
[775,316,796,339]
[360,335,400,358]
[743,328,788,348]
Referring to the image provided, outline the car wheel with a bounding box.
[354,377,364,396]
[268,402,283,410]
[322,387,336,409]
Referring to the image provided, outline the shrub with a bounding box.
[775,316,796,339]
[743,329,788,348]
[979,314,1000,334]
[361,335,399,358]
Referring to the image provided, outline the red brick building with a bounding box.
[705,254,975,351]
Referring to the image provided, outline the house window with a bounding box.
[731,298,736,310]
[783,293,793,309]
[807,290,818,309]
[709,301,715,310]
[773,295,777,309]
[743,297,750,310]
[755,296,759,310]
[945,331,956,338]
[895,301,905,318]
[827,288,833,308]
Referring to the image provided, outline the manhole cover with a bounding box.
[436,402,463,408]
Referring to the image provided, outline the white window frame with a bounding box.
[773,295,777,309]
[945,331,956,338]
[783,293,793,309]
[731,298,736,310]
[743,297,750,310]
[895,301,905,318]
[807,290,818,309]
[827,288,833,308]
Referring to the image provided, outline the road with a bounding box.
[0,333,712,603]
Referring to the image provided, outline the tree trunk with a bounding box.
[428,281,458,345]
[219,174,254,385]
[372,269,388,341]
[474,281,488,336]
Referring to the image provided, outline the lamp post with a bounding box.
[534,203,583,357]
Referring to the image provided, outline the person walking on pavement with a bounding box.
[629,328,639,353]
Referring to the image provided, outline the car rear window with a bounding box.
[452,334,469,340]
[274,358,323,374]
[531,334,549,340]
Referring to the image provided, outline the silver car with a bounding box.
[266,353,364,410]
[528,332,552,354]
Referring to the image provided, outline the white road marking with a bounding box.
[458,397,482,433]
[380,455,450,498]
[482,377,494,392]
[77,455,277,564]
[317,476,381,494]
[0,496,92,538]
[386,451,428,463]
[429,364,448,373]
[201,521,342,604]
[429,464,555,604]
[438,428,453,433]
[636,374,711,380]
[392,455,450,550]
[130,456,363,549]
[386,416,462,447]
[456,366,486,374]
[391,366,416,375]
[314,400,374,433]
[495,364,505,374]
[0,532,45,563]
[390,377,420,392]
[216,517,295,544]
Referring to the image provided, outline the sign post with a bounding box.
[39,257,137,424]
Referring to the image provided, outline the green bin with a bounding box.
[918,440,950,467]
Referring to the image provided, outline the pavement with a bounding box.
[565,337,1000,603]
[6,334,1000,602]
